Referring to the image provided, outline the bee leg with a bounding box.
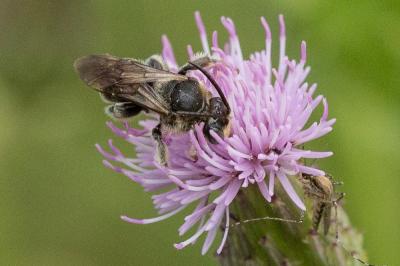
[178,54,217,74]
[152,124,169,166]
[145,55,168,71]
[105,103,142,120]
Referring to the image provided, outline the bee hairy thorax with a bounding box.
[157,79,209,133]
[160,114,203,133]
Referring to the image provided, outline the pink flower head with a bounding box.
[96,12,335,255]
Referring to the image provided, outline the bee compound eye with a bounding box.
[209,97,228,117]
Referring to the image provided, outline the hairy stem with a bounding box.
[217,178,368,266]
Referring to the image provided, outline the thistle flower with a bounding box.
[96,12,335,255]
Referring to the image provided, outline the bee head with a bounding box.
[203,97,230,144]
[186,62,231,144]
[208,97,229,118]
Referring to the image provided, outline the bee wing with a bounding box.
[74,54,188,115]
[119,83,170,115]
[74,54,187,90]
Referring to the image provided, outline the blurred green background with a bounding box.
[0,0,399,265]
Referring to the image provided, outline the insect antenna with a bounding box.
[188,62,231,114]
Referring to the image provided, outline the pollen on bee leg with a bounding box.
[152,124,169,166]
[154,145,169,167]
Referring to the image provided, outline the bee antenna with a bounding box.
[188,62,231,114]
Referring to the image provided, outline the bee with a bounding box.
[74,54,231,166]
[299,173,344,235]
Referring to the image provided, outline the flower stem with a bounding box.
[217,179,368,266]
